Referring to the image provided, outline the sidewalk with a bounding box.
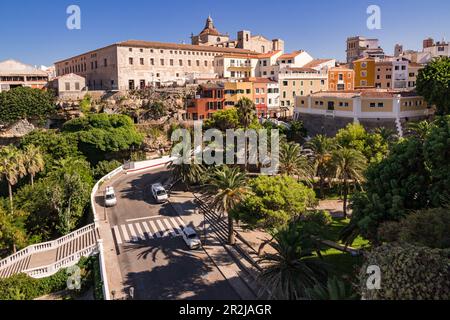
[169,191,264,300]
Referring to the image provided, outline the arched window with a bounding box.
[261,46,265,53]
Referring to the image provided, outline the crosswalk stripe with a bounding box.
[175,217,186,229]
[128,224,138,241]
[121,225,130,242]
[149,221,162,238]
[142,221,153,239]
[113,226,123,245]
[134,223,146,241]
[167,218,183,235]
[156,220,168,237]
[162,219,177,237]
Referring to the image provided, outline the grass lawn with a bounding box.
[306,217,370,279]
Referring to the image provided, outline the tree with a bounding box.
[344,116,450,244]
[305,277,358,300]
[62,114,144,163]
[373,127,398,145]
[0,87,55,125]
[236,97,256,130]
[0,205,28,255]
[257,223,328,300]
[93,160,122,180]
[378,207,450,249]
[330,148,367,218]
[205,166,249,245]
[0,146,26,214]
[359,244,450,300]
[22,145,45,186]
[168,161,205,191]
[306,135,334,199]
[279,142,313,184]
[286,120,307,143]
[335,123,388,164]
[405,120,432,140]
[233,175,316,232]
[20,130,80,172]
[236,97,257,171]
[204,109,240,131]
[416,56,450,115]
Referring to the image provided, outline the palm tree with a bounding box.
[206,166,249,245]
[306,135,334,199]
[330,148,367,218]
[406,120,432,140]
[23,145,45,186]
[258,223,328,300]
[0,146,26,214]
[236,97,256,171]
[168,161,205,191]
[374,127,398,144]
[305,276,358,300]
[279,142,314,185]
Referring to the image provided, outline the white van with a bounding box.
[104,187,117,207]
[151,183,169,204]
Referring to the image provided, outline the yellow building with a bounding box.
[353,57,376,88]
[224,80,253,107]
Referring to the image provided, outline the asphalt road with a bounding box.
[103,167,240,300]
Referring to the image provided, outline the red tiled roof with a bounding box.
[256,51,282,59]
[277,51,304,60]
[303,59,334,68]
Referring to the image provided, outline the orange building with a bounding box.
[246,77,274,117]
[353,57,376,88]
[186,83,226,120]
[328,66,355,91]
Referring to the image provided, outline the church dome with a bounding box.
[199,15,221,36]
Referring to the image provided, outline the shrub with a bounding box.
[378,207,450,249]
[93,160,122,180]
[359,244,450,300]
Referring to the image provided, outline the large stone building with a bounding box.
[294,89,433,137]
[346,36,385,64]
[0,59,49,92]
[54,40,257,91]
[191,16,284,54]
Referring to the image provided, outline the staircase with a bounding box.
[0,224,99,279]
[395,118,404,138]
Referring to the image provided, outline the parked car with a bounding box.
[182,227,202,250]
[105,186,117,207]
[151,183,169,203]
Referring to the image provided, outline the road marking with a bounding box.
[175,217,186,229]
[162,219,177,237]
[142,221,153,239]
[113,226,123,245]
[121,225,130,242]
[126,216,157,223]
[149,221,162,238]
[134,223,145,241]
[156,220,168,237]
[128,224,138,241]
[167,218,183,235]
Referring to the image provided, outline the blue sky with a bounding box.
[1,0,450,66]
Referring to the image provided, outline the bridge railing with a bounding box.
[0,223,97,273]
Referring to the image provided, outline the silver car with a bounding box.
[182,227,202,250]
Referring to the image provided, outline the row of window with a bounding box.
[130,57,213,68]
[128,47,221,57]
[330,73,352,80]
[282,80,326,86]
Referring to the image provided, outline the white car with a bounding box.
[104,187,117,207]
[182,227,202,250]
[151,183,169,203]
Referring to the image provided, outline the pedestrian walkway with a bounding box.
[111,216,186,246]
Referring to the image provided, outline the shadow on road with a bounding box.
[120,238,240,300]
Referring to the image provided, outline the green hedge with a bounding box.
[0,255,102,300]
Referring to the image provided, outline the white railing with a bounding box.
[0,223,97,272]
[23,244,99,279]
